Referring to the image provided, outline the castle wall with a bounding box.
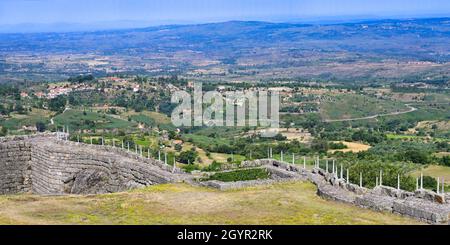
[209,159,450,224]
[0,138,32,194]
[0,134,184,195]
[29,139,182,194]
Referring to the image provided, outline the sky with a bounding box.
[0,0,449,31]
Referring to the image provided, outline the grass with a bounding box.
[320,94,408,120]
[209,152,246,164]
[54,109,136,131]
[0,108,54,131]
[121,110,173,130]
[84,134,160,151]
[386,133,448,142]
[271,154,316,167]
[183,134,230,148]
[179,142,214,166]
[382,104,449,124]
[411,165,450,184]
[0,182,421,225]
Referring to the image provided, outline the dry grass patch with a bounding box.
[329,141,371,153]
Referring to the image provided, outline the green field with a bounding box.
[183,134,231,148]
[54,109,136,131]
[123,111,174,130]
[0,109,54,131]
[320,94,408,120]
[386,134,448,142]
[382,103,449,123]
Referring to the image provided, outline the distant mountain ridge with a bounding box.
[1,18,448,58]
[0,17,449,82]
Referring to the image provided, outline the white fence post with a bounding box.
[380,170,383,186]
[346,169,349,184]
[420,173,423,189]
[360,172,362,188]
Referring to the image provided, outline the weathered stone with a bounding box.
[0,133,186,195]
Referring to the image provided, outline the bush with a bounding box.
[422,176,438,191]
[178,150,198,164]
[404,150,430,164]
[441,156,450,167]
[174,144,182,151]
[35,121,47,132]
[203,168,270,182]
[311,139,328,153]
[338,160,417,191]
[203,161,222,172]
[329,142,347,150]
[182,164,201,173]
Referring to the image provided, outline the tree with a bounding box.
[441,156,450,167]
[48,96,67,113]
[15,103,26,114]
[174,144,182,151]
[178,150,198,164]
[404,150,430,164]
[311,139,328,153]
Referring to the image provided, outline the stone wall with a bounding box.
[208,159,450,224]
[0,134,186,195]
[311,166,450,224]
[0,137,32,194]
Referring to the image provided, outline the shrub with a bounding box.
[203,161,222,172]
[178,150,198,164]
[422,176,438,191]
[203,168,270,182]
[441,156,450,167]
[338,160,418,191]
[182,164,201,173]
[174,144,182,151]
[329,142,347,150]
[35,121,47,132]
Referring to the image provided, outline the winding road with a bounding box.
[323,104,418,123]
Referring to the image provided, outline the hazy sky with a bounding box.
[0,0,449,25]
